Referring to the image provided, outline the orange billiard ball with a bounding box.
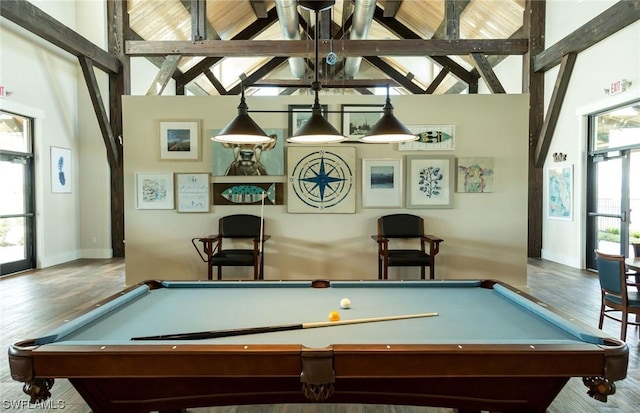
[328,310,340,322]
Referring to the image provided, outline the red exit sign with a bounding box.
[609,80,622,95]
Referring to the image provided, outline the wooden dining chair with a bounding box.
[372,214,444,280]
[192,214,270,280]
[595,250,640,341]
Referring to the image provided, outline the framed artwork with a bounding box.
[287,146,356,213]
[135,172,174,210]
[288,104,328,137]
[398,125,455,151]
[211,128,285,176]
[457,157,495,193]
[176,173,210,213]
[159,120,200,160]
[548,165,573,220]
[406,155,455,209]
[212,182,284,205]
[361,158,403,208]
[50,146,71,193]
[341,104,383,142]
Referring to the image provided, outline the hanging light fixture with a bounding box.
[287,0,345,144]
[212,82,274,144]
[359,85,418,143]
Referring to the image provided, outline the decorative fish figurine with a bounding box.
[221,183,276,204]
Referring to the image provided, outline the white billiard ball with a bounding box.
[340,298,351,309]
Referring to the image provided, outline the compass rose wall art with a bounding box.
[287,147,356,213]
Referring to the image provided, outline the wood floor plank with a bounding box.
[1,258,638,412]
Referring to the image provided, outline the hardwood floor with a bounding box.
[0,258,638,412]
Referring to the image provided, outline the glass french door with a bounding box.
[0,111,36,276]
[586,101,640,270]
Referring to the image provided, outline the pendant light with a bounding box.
[212,83,274,145]
[359,85,418,143]
[287,1,345,144]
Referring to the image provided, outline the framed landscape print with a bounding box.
[159,120,200,160]
[136,172,174,210]
[361,158,403,208]
[341,104,383,142]
[406,155,455,209]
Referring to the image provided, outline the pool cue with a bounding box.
[259,190,265,255]
[131,312,439,341]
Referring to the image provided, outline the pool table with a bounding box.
[9,279,628,413]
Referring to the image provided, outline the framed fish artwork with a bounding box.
[212,182,284,205]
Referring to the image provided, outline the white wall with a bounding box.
[123,94,529,287]
[1,1,114,268]
[540,2,640,267]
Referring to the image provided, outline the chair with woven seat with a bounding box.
[595,250,640,341]
[192,214,269,280]
[372,214,444,280]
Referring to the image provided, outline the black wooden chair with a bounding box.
[372,214,443,280]
[192,214,269,280]
[595,250,640,341]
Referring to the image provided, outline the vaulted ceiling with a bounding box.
[125,0,526,96]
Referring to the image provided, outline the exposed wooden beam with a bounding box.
[107,1,128,259]
[0,0,119,74]
[190,0,206,41]
[383,0,402,18]
[372,5,478,87]
[178,6,278,85]
[470,53,505,93]
[250,0,268,18]
[445,0,463,40]
[534,0,640,72]
[535,53,577,168]
[434,0,470,40]
[252,79,401,88]
[523,0,545,258]
[364,56,425,94]
[146,55,182,95]
[180,0,219,40]
[203,70,228,95]
[425,68,450,94]
[228,57,289,94]
[78,57,119,167]
[126,39,529,57]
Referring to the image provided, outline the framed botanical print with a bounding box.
[361,158,403,208]
[406,155,455,209]
[51,146,72,193]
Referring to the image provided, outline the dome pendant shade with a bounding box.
[287,106,345,144]
[212,91,273,145]
[360,88,417,144]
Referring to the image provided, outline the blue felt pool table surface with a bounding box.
[40,280,602,347]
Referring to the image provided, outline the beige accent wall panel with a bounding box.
[123,94,529,287]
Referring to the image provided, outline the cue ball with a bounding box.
[340,298,351,309]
